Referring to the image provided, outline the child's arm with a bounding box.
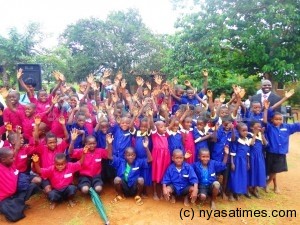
[17,69,33,97]
[206,90,216,118]
[231,94,241,118]
[230,155,235,171]
[59,116,69,140]
[249,132,257,146]
[142,137,152,162]
[106,134,114,160]
[222,145,229,164]
[80,74,93,102]
[68,129,79,155]
[261,128,268,146]
[148,109,155,131]
[263,100,270,124]
[67,108,78,125]
[50,71,64,95]
[33,116,41,145]
[44,95,59,115]
[13,126,22,155]
[270,89,295,110]
[195,93,208,108]
[79,146,88,165]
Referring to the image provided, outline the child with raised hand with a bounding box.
[32,150,86,209]
[148,109,171,200]
[229,122,250,201]
[167,115,184,156]
[17,69,63,114]
[248,121,268,198]
[0,148,39,222]
[107,133,152,206]
[193,147,229,210]
[69,130,108,195]
[162,149,198,206]
[263,99,300,194]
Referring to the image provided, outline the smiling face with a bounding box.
[54,158,66,172]
[199,150,210,166]
[125,147,136,164]
[7,91,19,106]
[261,80,272,94]
[251,102,262,114]
[271,113,283,127]
[172,150,184,167]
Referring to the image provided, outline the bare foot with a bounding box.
[274,187,280,194]
[68,199,76,207]
[211,201,216,210]
[228,195,235,202]
[49,202,56,210]
[265,186,269,193]
[184,196,190,206]
[222,192,228,200]
[170,195,176,204]
[153,193,160,201]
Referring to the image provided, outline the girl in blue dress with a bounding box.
[248,121,267,198]
[229,122,250,201]
[132,118,152,196]
[167,117,184,156]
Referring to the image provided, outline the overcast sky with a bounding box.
[0,0,181,47]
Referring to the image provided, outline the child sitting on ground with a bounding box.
[162,149,198,206]
[107,134,152,206]
[32,151,87,209]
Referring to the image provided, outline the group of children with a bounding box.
[0,68,299,222]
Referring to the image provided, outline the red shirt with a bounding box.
[3,104,25,129]
[20,112,47,140]
[0,164,18,201]
[35,140,69,168]
[71,148,108,177]
[50,107,68,138]
[40,162,81,190]
[29,95,52,114]
[14,145,35,172]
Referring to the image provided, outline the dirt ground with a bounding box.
[1,133,300,225]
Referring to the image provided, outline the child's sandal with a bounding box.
[111,195,125,204]
[134,195,144,206]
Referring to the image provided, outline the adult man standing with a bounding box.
[251,80,282,112]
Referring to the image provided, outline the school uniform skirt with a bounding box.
[266,152,287,175]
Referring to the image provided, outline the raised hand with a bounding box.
[136,76,144,87]
[106,133,114,144]
[219,93,226,103]
[16,125,22,134]
[52,71,60,81]
[5,123,12,132]
[87,74,94,84]
[239,88,246,99]
[70,128,79,141]
[285,89,295,98]
[145,81,151,90]
[184,152,192,159]
[143,88,149,96]
[184,80,191,87]
[142,136,149,148]
[57,72,65,82]
[132,94,139,102]
[34,116,41,126]
[172,77,178,85]
[206,90,213,98]
[103,69,112,78]
[31,154,39,163]
[154,75,163,85]
[52,95,59,105]
[132,107,139,117]
[83,145,89,154]
[58,116,66,125]
[17,68,23,80]
[263,99,270,109]
[115,71,123,81]
[224,145,229,155]
[202,69,208,77]
[111,94,118,103]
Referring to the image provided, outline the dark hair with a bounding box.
[24,78,36,87]
[46,132,57,141]
[172,149,183,156]
[199,148,210,156]
[0,147,12,159]
[197,116,208,124]
[249,120,261,128]
[85,135,96,144]
[55,153,66,161]
[237,122,247,130]
[222,116,233,123]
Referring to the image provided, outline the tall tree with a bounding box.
[61,9,166,81]
[165,0,300,91]
[0,23,43,85]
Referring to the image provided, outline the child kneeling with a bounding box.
[162,149,198,206]
[107,135,152,206]
[193,147,229,210]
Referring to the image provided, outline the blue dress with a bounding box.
[230,137,250,194]
[167,130,184,155]
[247,133,266,187]
[133,130,152,186]
[193,128,209,161]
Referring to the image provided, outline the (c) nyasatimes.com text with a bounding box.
[179,208,297,220]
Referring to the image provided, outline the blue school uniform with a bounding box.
[193,128,209,161]
[193,160,227,185]
[181,96,199,106]
[162,162,198,196]
[229,137,250,194]
[111,156,148,188]
[167,130,184,155]
[212,126,233,162]
[265,122,300,154]
[132,130,152,186]
[247,132,266,187]
[94,130,108,148]
[111,124,133,158]
[67,123,88,149]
